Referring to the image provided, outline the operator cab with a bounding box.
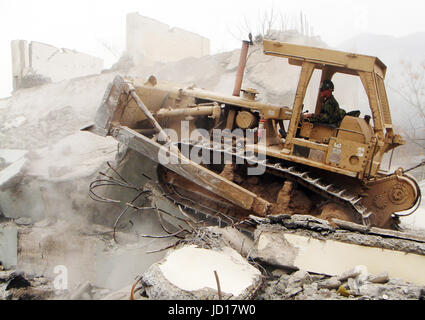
[296,77,371,146]
[260,40,402,178]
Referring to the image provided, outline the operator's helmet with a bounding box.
[320,79,335,91]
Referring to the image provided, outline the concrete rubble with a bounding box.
[2,210,425,300]
[257,267,425,300]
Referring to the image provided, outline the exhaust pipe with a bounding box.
[232,34,253,97]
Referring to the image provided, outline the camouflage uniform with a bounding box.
[309,95,346,126]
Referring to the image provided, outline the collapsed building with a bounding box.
[126,12,210,66]
[11,40,104,90]
[1,13,425,301]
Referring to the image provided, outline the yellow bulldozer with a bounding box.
[85,38,422,230]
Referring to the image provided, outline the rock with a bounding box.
[15,217,33,226]
[256,280,281,300]
[357,283,425,300]
[337,268,362,282]
[310,274,327,282]
[345,265,369,296]
[347,278,360,294]
[384,285,425,300]
[271,268,289,278]
[70,281,92,300]
[275,274,290,293]
[317,277,341,290]
[284,287,303,298]
[254,224,299,268]
[368,272,389,284]
[357,283,382,298]
[207,226,255,258]
[287,270,312,288]
[302,282,318,296]
[317,288,338,299]
[0,270,15,282]
[354,265,369,284]
[141,245,263,300]
[6,273,31,290]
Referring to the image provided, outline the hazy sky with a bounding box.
[1,0,425,98]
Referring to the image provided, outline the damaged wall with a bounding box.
[126,12,210,66]
[11,40,103,90]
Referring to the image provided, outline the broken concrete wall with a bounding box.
[16,220,172,291]
[0,69,122,224]
[126,12,210,66]
[0,132,117,222]
[11,40,103,90]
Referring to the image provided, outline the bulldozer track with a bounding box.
[174,139,375,226]
[155,154,425,244]
[172,139,420,226]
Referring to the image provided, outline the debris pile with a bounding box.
[126,215,425,301]
[0,268,132,300]
[0,269,54,300]
[2,212,425,300]
[257,267,425,300]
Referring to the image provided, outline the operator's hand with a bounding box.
[303,113,314,121]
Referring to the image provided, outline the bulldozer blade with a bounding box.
[110,126,270,216]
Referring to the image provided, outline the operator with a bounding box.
[304,79,347,126]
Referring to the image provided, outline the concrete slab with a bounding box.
[142,245,262,300]
[0,224,17,269]
[256,230,425,286]
[0,153,27,191]
[0,149,28,167]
